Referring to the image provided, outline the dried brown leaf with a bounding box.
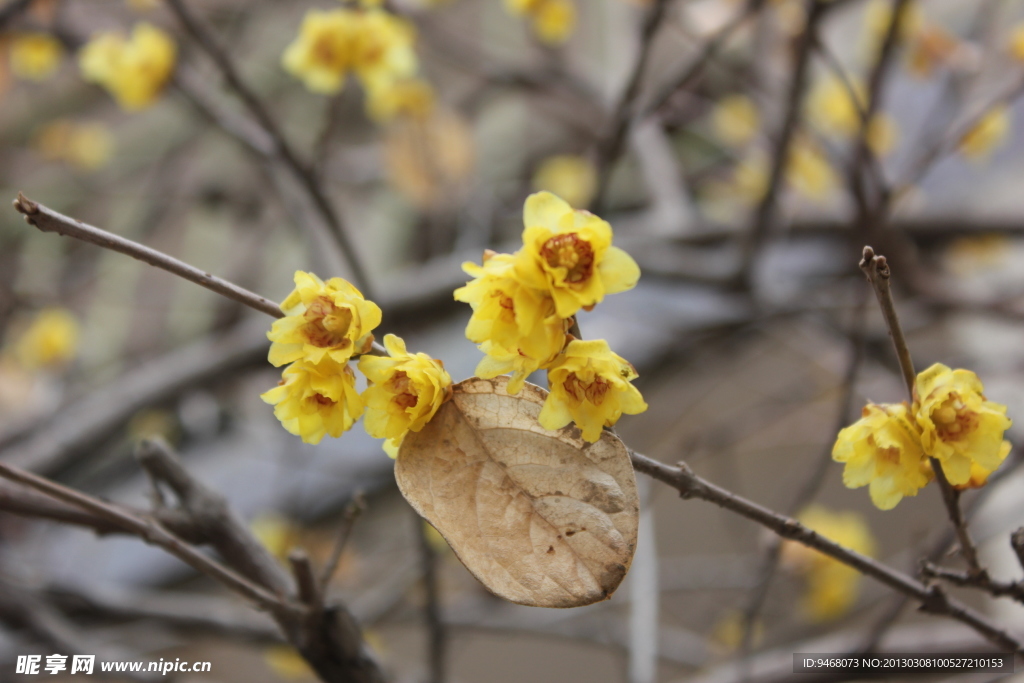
[396,376,639,608]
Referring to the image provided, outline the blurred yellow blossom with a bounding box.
[261,357,365,445]
[9,33,63,81]
[385,107,474,209]
[365,77,435,122]
[958,106,1010,162]
[250,512,300,560]
[913,364,1011,487]
[358,334,452,457]
[808,77,898,156]
[505,0,576,44]
[282,9,417,95]
[13,308,79,370]
[79,23,176,111]
[711,94,760,149]
[514,191,640,319]
[832,403,932,510]
[907,25,960,79]
[782,506,876,622]
[33,120,114,171]
[539,339,647,443]
[268,271,382,367]
[786,138,837,200]
[1010,24,1024,62]
[710,609,763,654]
[264,645,313,681]
[531,155,597,209]
[455,251,567,392]
[944,234,1010,277]
[863,0,922,53]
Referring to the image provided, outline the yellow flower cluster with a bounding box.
[79,23,176,111]
[505,0,576,44]
[283,7,433,124]
[781,506,876,622]
[455,192,647,442]
[833,364,1012,510]
[261,272,451,451]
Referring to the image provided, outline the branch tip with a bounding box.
[14,192,38,216]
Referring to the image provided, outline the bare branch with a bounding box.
[628,451,1023,652]
[13,193,282,319]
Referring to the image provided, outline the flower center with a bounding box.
[931,393,978,442]
[541,233,595,284]
[389,371,419,409]
[866,434,901,465]
[312,34,346,69]
[302,296,354,349]
[563,373,610,406]
[310,392,335,407]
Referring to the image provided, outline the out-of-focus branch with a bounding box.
[0,0,33,29]
[628,451,1023,652]
[592,0,674,211]
[736,0,831,288]
[0,460,286,614]
[162,0,373,296]
[136,438,292,594]
[416,515,447,683]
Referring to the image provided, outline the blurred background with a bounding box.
[2,0,1024,680]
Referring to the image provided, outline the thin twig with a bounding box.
[739,283,868,654]
[627,451,1022,652]
[0,461,288,615]
[921,562,1024,604]
[1012,529,1024,573]
[320,492,367,588]
[13,193,283,319]
[858,246,985,575]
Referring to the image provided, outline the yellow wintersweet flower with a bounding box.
[732,152,770,206]
[358,334,452,457]
[505,0,576,44]
[34,120,114,171]
[913,364,1011,487]
[79,23,176,111]
[862,0,922,54]
[282,9,417,95]
[261,357,364,445]
[955,441,1012,491]
[514,191,640,319]
[711,94,760,149]
[13,308,79,370]
[268,271,382,367]
[832,403,932,510]
[781,506,876,622]
[8,33,63,81]
[365,78,434,122]
[539,339,647,443]
[906,25,959,79]
[958,106,1010,162]
[532,155,597,210]
[455,252,567,377]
